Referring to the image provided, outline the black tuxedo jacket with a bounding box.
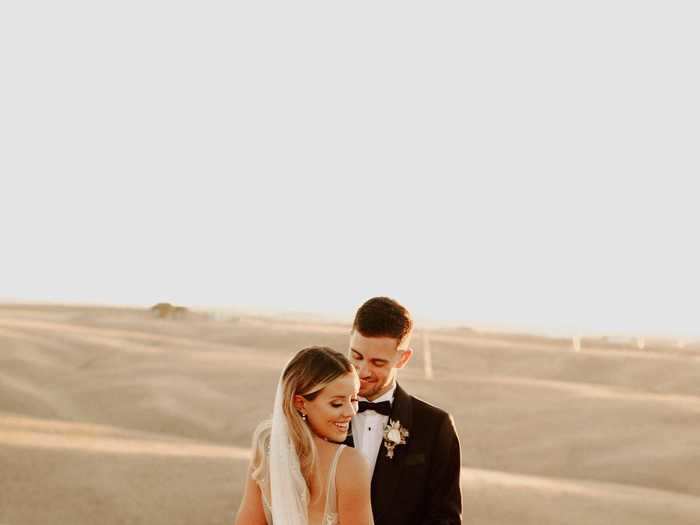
[345,384,462,525]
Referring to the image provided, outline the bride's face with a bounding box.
[299,371,360,442]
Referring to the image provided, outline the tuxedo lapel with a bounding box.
[371,383,413,521]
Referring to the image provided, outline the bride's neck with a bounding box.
[311,433,342,447]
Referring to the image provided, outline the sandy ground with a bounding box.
[1,303,699,524]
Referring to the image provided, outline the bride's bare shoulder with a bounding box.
[336,446,371,515]
[337,446,370,484]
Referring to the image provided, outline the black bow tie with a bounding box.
[357,400,392,416]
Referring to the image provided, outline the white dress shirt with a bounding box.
[351,383,396,475]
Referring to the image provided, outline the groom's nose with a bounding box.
[358,362,372,379]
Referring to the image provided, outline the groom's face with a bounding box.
[349,330,413,401]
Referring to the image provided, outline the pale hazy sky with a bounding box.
[2,2,699,336]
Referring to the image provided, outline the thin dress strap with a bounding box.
[322,445,346,523]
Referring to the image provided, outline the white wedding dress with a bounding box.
[255,444,345,525]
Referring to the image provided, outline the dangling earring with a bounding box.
[301,412,307,421]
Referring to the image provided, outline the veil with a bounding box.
[269,366,309,525]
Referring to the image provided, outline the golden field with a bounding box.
[1,304,699,524]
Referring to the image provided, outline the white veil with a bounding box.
[269,366,309,525]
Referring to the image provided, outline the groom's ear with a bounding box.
[395,348,413,369]
[293,395,306,411]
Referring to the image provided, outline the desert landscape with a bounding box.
[1,303,700,524]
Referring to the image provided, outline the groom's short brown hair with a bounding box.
[352,296,413,344]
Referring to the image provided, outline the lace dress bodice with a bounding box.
[256,444,345,525]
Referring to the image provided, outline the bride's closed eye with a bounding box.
[331,398,359,408]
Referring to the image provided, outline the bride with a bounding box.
[235,346,373,525]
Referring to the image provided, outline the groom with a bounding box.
[345,297,462,525]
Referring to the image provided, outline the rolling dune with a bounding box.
[1,304,699,524]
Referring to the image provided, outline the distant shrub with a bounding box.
[150,303,189,319]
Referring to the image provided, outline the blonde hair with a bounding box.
[252,346,354,491]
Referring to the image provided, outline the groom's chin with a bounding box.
[358,386,376,398]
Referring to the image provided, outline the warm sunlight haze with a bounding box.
[2,2,698,339]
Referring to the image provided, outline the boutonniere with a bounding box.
[382,419,409,458]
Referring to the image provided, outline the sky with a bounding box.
[1,2,699,337]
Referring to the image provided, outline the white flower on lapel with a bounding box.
[382,419,409,459]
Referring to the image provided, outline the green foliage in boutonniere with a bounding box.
[382,419,409,458]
